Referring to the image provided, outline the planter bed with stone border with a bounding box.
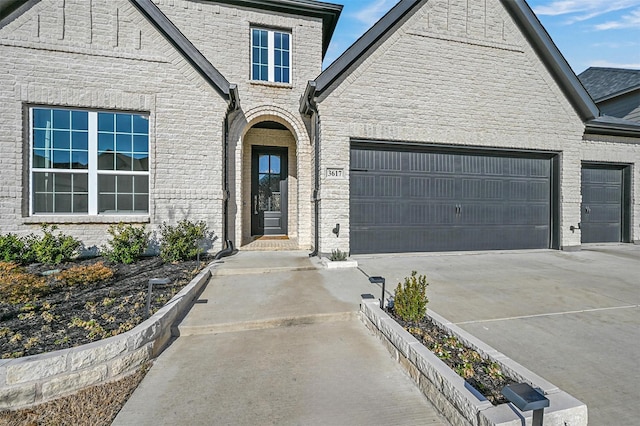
[0,263,213,410]
[360,297,587,426]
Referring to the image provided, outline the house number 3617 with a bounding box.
[326,168,344,179]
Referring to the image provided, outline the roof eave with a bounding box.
[211,0,342,59]
[595,85,640,103]
[500,0,599,121]
[0,0,34,26]
[585,121,640,138]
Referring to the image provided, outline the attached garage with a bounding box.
[581,164,631,243]
[350,142,559,254]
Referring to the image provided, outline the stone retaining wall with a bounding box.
[0,264,213,410]
[360,298,588,426]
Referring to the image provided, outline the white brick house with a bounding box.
[1,0,639,256]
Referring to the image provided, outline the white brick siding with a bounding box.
[155,0,321,249]
[316,0,592,254]
[0,0,228,250]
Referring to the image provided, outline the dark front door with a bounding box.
[251,147,288,236]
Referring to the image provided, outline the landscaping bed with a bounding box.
[388,309,516,405]
[1,256,206,359]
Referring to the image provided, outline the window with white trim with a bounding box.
[30,107,149,215]
[251,28,291,83]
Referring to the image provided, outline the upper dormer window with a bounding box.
[251,28,291,84]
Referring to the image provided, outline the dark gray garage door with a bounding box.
[350,145,554,254]
[581,165,629,243]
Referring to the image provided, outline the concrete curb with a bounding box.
[360,299,588,426]
[0,263,213,410]
[321,258,359,269]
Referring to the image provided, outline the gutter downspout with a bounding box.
[214,84,240,260]
[300,82,320,257]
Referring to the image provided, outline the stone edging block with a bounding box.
[360,299,588,426]
[0,262,214,410]
[321,258,359,269]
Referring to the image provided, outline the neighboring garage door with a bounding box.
[581,164,630,243]
[350,144,556,254]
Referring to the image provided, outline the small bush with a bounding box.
[0,233,28,263]
[393,270,429,322]
[0,262,48,303]
[56,262,114,286]
[102,223,150,264]
[159,220,208,262]
[329,249,348,261]
[29,224,82,265]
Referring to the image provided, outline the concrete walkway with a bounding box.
[356,245,640,426]
[113,251,448,425]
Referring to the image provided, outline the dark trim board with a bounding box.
[349,141,559,254]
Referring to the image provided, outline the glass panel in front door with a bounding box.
[258,154,281,213]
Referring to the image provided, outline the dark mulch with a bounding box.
[1,256,207,359]
[388,309,516,405]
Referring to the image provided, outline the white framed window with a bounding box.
[30,107,149,215]
[251,27,291,84]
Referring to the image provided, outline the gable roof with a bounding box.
[0,0,239,107]
[307,0,599,121]
[578,67,640,102]
[302,0,640,138]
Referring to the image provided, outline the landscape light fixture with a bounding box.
[146,278,171,317]
[368,276,386,309]
[501,383,549,426]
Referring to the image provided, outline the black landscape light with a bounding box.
[368,276,386,309]
[146,278,171,317]
[501,383,549,426]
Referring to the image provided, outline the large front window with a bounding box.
[31,107,149,215]
[251,28,291,84]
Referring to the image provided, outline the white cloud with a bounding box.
[589,59,640,69]
[351,0,398,26]
[595,7,640,29]
[533,0,640,17]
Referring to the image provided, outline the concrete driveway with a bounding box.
[355,245,640,426]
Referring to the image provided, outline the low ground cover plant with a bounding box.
[329,249,348,261]
[390,271,515,404]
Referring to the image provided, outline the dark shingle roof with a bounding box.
[579,67,640,102]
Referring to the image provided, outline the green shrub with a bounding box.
[159,220,208,262]
[102,223,150,264]
[329,249,348,261]
[0,233,28,263]
[393,271,429,322]
[28,224,82,265]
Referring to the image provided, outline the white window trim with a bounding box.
[29,108,150,217]
[251,27,292,84]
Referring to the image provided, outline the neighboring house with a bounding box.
[1,0,640,257]
[579,67,640,123]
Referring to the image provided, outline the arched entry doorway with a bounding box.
[241,120,299,246]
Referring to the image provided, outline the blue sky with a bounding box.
[323,0,640,74]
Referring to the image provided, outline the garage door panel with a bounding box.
[581,166,625,243]
[350,146,553,254]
